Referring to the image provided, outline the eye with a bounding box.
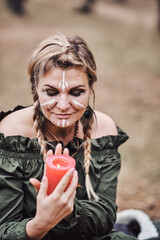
[69,89,85,97]
[45,89,59,96]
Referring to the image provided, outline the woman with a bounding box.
[0,33,137,240]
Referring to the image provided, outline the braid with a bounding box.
[83,116,99,201]
[83,126,92,174]
[33,100,47,163]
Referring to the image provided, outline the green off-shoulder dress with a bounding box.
[0,106,137,240]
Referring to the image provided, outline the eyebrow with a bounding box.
[43,84,86,89]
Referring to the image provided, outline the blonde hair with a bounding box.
[28,33,98,201]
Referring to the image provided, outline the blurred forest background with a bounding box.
[0,0,160,220]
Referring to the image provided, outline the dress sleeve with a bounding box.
[0,155,30,240]
[56,150,121,238]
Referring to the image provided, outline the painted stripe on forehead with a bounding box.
[59,71,68,91]
[41,99,56,106]
[72,99,85,108]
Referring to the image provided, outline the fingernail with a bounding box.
[42,176,46,182]
[69,168,75,174]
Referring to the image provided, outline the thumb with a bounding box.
[38,176,48,198]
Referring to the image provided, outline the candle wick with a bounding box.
[57,164,61,168]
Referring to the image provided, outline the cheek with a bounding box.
[38,90,51,102]
[39,96,57,113]
[71,99,86,110]
[41,99,56,108]
[71,93,89,110]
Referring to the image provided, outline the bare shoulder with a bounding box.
[91,110,118,138]
[0,106,35,138]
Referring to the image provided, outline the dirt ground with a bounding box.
[0,0,160,220]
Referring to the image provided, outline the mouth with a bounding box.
[54,113,73,119]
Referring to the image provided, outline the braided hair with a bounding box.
[28,33,98,200]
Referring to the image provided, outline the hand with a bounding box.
[26,162,78,239]
[30,143,70,192]
[36,167,78,230]
[54,142,69,156]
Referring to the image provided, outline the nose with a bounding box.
[56,94,70,111]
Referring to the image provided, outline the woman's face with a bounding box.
[37,67,91,128]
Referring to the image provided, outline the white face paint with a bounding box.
[72,99,85,109]
[59,71,68,92]
[41,99,56,106]
[57,119,69,128]
[37,67,90,130]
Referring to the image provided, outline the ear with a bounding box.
[35,84,40,101]
[89,79,95,91]
[89,83,95,98]
[89,88,92,97]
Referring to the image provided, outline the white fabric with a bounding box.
[116,209,158,239]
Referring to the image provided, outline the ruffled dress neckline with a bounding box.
[0,105,129,153]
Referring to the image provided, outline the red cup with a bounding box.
[46,154,76,195]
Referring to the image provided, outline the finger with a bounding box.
[66,189,76,213]
[30,178,41,193]
[63,148,69,156]
[55,143,62,155]
[64,170,78,198]
[54,168,75,194]
[64,189,76,222]
[63,171,78,216]
[38,176,48,198]
[46,149,53,158]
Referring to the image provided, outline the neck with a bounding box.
[44,119,78,145]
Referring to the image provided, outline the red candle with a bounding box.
[46,154,76,195]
